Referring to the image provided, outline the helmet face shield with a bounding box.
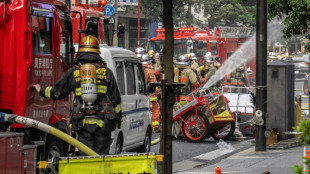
[176,55,190,66]
[141,54,152,64]
[135,47,146,54]
[78,36,100,54]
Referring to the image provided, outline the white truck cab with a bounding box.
[97,45,152,154]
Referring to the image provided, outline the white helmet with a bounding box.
[141,54,152,64]
[204,52,213,63]
[135,47,146,54]
[189,53,198,60]
[176,54,190,66]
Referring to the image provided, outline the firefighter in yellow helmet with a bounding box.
[141,54,161,132]
[148,49,155,58]
[33,36,122,155]
[187,53,199,71]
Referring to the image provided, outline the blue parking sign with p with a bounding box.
[104,5,115,16]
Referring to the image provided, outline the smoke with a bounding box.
[202,35,256,89]
[268,19,284,43]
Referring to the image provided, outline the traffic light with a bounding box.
[117,24,125,38]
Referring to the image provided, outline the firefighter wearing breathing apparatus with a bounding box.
[174,55,199,96]
[33,36,122,155]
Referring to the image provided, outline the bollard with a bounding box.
[215,166,222,174]
[305,149,310,173]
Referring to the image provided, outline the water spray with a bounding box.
[202,35,256,90]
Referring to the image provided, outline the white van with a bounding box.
[96,45,152,154]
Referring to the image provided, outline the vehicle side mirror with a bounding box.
[197,41,203,49]
[147,86,155,94]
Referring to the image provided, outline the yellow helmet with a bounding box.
[78,35,100,54]
[148,50,155,57]
[185,53,191,60]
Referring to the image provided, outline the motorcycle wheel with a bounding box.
[182,110,210,143]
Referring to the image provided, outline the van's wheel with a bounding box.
[45,136,65,174]
[115,134,123,154]
[136,128,151,153]
[182,110,210,143]
[211,121,236,141]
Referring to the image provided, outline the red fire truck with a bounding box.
[70,1,114,46]
[148,26,256,83]
[0,0,74,173]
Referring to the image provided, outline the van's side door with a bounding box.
[115,61,139,144]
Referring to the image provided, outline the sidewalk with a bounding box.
[175,141,305,174]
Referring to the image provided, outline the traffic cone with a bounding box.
[215,166,222,174]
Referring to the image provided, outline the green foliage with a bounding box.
[294,119,310,146]
[291,164,303,174]
[268,0,310,51]
[291,120,310,174]
[139,0,255,27]
[203,0,256,28]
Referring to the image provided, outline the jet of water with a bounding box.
[202,35,256,89]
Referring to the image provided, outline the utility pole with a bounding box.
[137,0,140,47]
[255,0,267,151]
[112,0,118,46]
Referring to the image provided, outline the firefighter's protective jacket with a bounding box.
[176,65,199,95]
[204,63,217,82]
[39,53,122,116]
[227,65,248,86]
[190,61,199,71]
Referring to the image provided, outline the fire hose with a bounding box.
[151,137,160,145]
[0,112,99,156]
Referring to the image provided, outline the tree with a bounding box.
[203,0,256,28]
[268,0,310,51]
[161,0,175,173]
[140,0,206,26]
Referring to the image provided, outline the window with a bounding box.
[136,64,146,94]
[59,20,72,65]
[32,15,52,53]
[194,41,208,57]
[116,61,125,95]
[125,62,136,95]
[210,41,218,55]
[85,19,99,39]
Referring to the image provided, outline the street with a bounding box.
[147,68,309,173]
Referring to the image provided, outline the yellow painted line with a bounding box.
[295,89,303,91]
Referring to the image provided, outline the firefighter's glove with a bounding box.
[115,112,122,129]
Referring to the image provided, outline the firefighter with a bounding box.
[135,47,146,59]
[202,53,217,84]
[175,54,199,96]
[141,54,161,133]
[214,56,221,69]
[227,64,248,93]
[153,52,163,81]
[186,53,199,71]
[33,36,122,155]
[148,50,155,61]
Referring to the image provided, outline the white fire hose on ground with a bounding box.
[0,112,99,156]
